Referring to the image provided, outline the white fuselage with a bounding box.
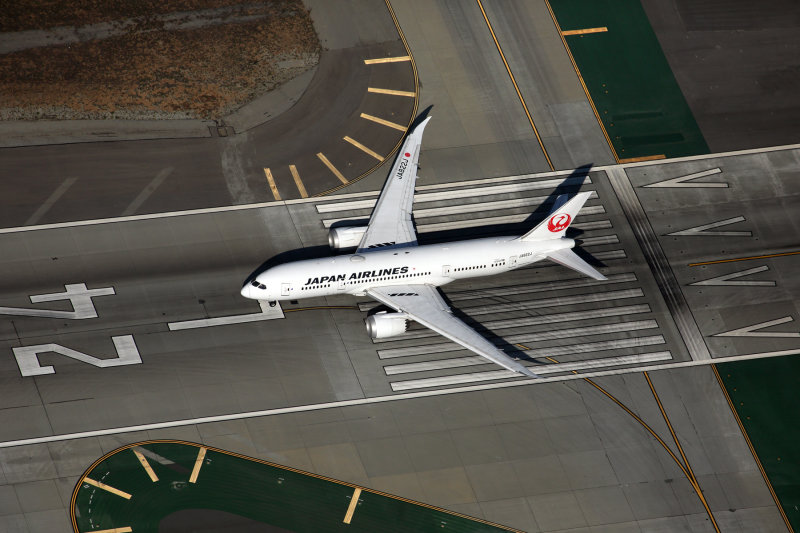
[241,235,575,302]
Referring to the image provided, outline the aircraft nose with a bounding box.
[240,283,255,299]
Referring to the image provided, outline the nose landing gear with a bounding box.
[268,300,277,308]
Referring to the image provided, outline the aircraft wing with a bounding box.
[356,117,431,253]
[366,284,539,378]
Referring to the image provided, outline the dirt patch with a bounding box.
[0,0,320,121]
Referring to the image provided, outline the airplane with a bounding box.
[241,116,606,378]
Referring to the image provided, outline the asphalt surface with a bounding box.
[0,1,798,532]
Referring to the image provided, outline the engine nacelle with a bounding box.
[328,226,367,251]
[365,313,407,339]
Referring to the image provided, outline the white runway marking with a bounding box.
[24,177,78,226]
[643,168,727,188]
[0,283,114,319]
[4,347,800,449]
[377,320,658,359]
[689,265,775,287]
[384,336,666,374]
[168,301,284,330]
[712,316,800,338]
[667,216,752,237]
[122,166,174,216]
[13,335,140,376]
[390,352,674,391]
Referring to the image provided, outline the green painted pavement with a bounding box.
[72,441,518,532]
[548,0,709,160]
[718,359,800,531]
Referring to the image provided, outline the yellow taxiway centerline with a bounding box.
[360,112,406,132]
[84,478,132,500]
[690,250,800,266]
[364,55,411,64]
[367,87,415,97]
[476,0,554,171]
[189,447,207,483]
[263,168,281,201]
[561,27,608,36]
[343,487,362,524]
[343,136,384,161]
[316,152,349,184]
[289,164,308,198]
[133,448,159,482]
[619,154,666,163]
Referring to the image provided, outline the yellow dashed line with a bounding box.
[343,487,362,524]
[263,168,281,201]
[364,55,411,64]
[367,87,416,97]
[84,478,132,500]
[316,152,349,184]
[360,113,407,132]
[561,27,608,36]
[343,136,384,161]
[619,154,666,163]
[289,164,308,198]
[133,448,158,482]
[189,447,207,483]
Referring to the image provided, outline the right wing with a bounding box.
[356,116,431,253]
[367,284,539,378]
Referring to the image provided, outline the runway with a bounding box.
[0,0,797,531]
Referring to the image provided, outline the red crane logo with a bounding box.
[547,213,571,233]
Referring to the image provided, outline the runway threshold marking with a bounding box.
[84,478,132,499]
[343,487,362,524]
[364,55,411,64]
[360,112,406,131]
[189,447,207,483]
[689,250,800,266]
[645,372,721,532]
[316,152,349,184]
[476,0,554,171]
[343,136,384,161]
[289,165,308,198]
[367,87,415,97]
[263,168,281,201]
[133,448,159,482]
[561,27,608,36]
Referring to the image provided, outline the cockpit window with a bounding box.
[258,283,266,290]
[251,280,259,287]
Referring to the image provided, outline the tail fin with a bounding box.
[547,248,607,280]
[521,191,593,241]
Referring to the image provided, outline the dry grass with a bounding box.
[0,0,319,120]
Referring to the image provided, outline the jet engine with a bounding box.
[328,226,367,251]
[365,312,407,339]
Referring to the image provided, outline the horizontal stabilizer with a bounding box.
[547,248,607,281]
[521,191,593,241]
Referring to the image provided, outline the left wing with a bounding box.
[366,284,539,378]
[356,117,431,253]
